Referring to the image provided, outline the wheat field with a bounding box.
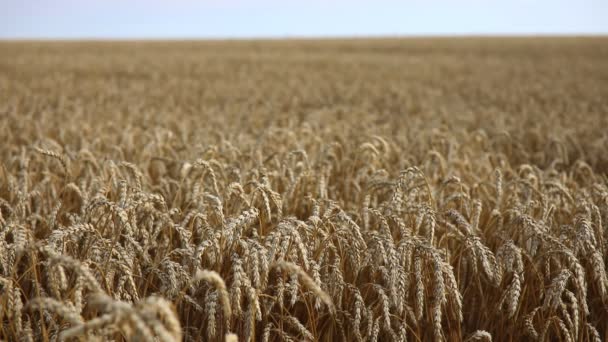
[1,38,608,341]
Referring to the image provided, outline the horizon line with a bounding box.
[2,32,608,42]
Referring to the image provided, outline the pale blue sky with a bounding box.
[1,0,607,39]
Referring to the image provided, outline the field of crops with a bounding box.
[1,38,608,341]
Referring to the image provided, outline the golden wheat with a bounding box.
[0,37,607,341]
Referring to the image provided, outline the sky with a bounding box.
[1,0,607,39]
